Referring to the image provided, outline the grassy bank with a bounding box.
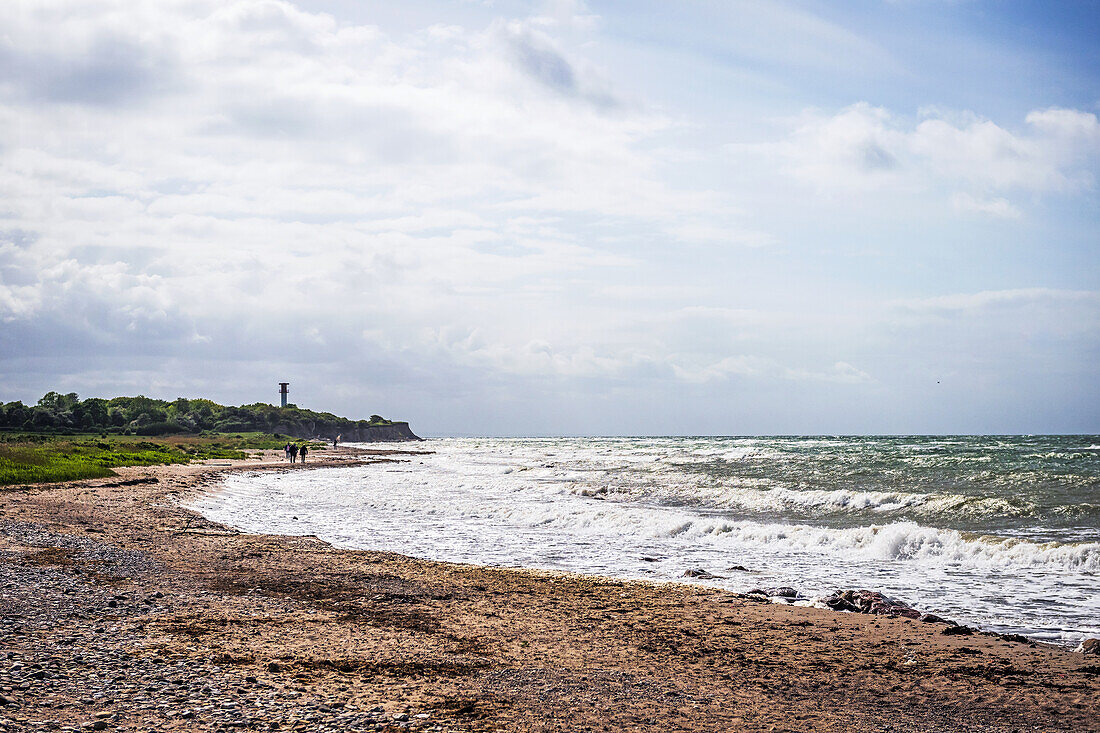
[0,432,322,487]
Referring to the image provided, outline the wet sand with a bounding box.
[1,448,1097,732]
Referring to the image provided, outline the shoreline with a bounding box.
[1,450,1097,731]
[189,458,1086,650]
[194,442,1097,649]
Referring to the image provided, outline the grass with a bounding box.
[0,432,325,487]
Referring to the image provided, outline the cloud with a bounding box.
[735,102,1100,215]
[0,3,181,106]
[892,287,1099,313]
[0,0,734,396]
[0,1,1095,434]
[665,222,777,247]
[671,356,872,385]
[498,19,619,108]
[882,289,1100,352]
[1025,107,1100,142]
[950,192,1021,219]
[509,28,578,93]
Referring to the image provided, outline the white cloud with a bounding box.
[0,1,1095,434]
[3,0,806,399]
[950,192,1021,219]
[736,102,1099,215]
[892,287,1099,313]
[671,356,872,385]
[1025,107,1100,142]
[665,221,777,247]
[883,289,1100,348]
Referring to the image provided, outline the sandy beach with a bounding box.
[1,448,1097,733]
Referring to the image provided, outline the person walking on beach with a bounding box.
[299,444,308,463]
[284,443,292,463]
[289,444,299,464]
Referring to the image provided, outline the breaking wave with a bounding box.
[695,519,1100,569]
[473,500,1100,571]
[586,480,1039,520]
[195,434,1100,645]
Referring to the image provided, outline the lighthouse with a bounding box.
[278,382,289,408]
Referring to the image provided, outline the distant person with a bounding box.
[332,437,338,448]
[299,445,308,463]
[284,443,292,462]
[290,444,299,464]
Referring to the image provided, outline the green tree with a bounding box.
[37,391,79,412]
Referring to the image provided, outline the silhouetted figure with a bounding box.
[299,445,308,463]
[332,437,338,448]
[290,444,299,464]
[284,443,292,463]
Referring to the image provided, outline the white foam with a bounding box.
[485,500,1098,570]
[190,437,1100,645]
[694,520,1100,569]
[594,480,1036,520]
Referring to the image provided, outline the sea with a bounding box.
[188,436,1100,646]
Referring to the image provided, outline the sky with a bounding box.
[0,0,1097,436]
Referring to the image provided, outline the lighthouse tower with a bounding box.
[278,382,289,408]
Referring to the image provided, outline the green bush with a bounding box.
[136,421,185,436]
[1,393,397,441]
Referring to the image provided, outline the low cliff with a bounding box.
[340,422,422,443]
[272,420,421,443]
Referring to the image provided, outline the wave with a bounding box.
[1052,503,1100,517]
[588,481,1037,520]
[687,446,783,462]
[201,451,1100,645]
[684,520,1100,570]
[466,497,1099,572]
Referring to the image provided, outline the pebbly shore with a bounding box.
[1,449,1098,732]
[0,519,443,732]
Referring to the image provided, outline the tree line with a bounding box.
[0,392,394,437]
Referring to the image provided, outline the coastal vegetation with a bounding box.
[0,432,321,487]
[0,391,407,486]
[0,392,397,437]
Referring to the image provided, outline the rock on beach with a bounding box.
[824,589,921,619]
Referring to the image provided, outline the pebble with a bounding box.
[1,519,441,733]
